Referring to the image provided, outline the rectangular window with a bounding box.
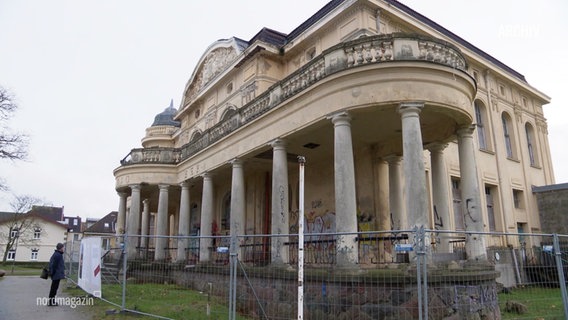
[34,228,41,239]
[502,116,513,158]
[486,187,496,231]
[517,223,527,246]
[452,178,464,230]
[102,238,110,250]
[31,249,38,260]
[525,124,537,166]
[7,250,16,261]
[499,85,506,96]
[10,228,19,239]
[475,103,487,150]
[73,219,78,226]
[513,189,524,209]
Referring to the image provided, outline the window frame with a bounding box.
[7,250,16,261]
[502,113,516,159]
[10,227,19,239]
[474,101,489,151]
[525,122,538,167]
[30,249,39,261]
[33,227,41,240]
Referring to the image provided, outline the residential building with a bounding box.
[83,211,118,251]
[0,212,67,262]
[113,0,552,264]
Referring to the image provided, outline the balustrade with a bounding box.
[120,34,468,166]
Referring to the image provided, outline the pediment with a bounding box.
[183,38,248,105]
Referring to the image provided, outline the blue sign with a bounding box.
[395,244,413,252]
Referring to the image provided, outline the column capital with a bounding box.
[230,158,243,167]
[457,124,476,137]
[269,138,287,149]
[201,171,213,180]
[143,198,150,205]
[180,181,190,188]
[129,184,141,191]
[117,191,128,198]
[397,102,424,116]
[328,111,351,126]
[383,154,402,164]
[427,142,449,153]
[158,184,170,190]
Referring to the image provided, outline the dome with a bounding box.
[151,99,181,127]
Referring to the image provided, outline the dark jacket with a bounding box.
[49,249,65,280]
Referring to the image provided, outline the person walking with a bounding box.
[48,242,65,306]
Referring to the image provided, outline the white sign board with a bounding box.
[78,236,102,297]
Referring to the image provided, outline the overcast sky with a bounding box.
[0,0,566,220]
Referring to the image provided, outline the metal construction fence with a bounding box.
[66,229,568,320]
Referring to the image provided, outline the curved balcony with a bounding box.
[119,33,469,166]
[120,147,181,165]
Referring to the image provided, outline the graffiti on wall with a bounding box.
[288,199,336,264]
[358,209,377,263]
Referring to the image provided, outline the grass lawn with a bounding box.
[499,286,566,320]
[65,283,252,320]
[61,281,567,319]
[0,264,44,276]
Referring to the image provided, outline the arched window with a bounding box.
[501,113,516,159]
[474,100,489,150]
[190,130,203,143]
[220,106,237,122]
[525,123,538,166]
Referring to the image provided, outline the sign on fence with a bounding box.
[395,243,413,252]
[78,236,102,298]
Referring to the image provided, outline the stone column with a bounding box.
[155,184,169,261]
[270,139,290,265]
[200,173,214,262]
[429,143,451,252]
[376,159,390,232]
[126,184,141,260]
[330,112,359,267]
[177,181,191,262]
[376,159,391,262]
[398,103,428,231]
[116,192,127,237]
[230,159,246,252]
[140,199,150,257]
[457,126,487,262]
[384,155,405,231]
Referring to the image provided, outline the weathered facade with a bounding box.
[533,183,568,235]
[113,0,553,265]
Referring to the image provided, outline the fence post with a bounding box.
[552,233,568,319]
[297,156,306,320]
[413,226,428,320]
[122,234,127,311]
[229,233,238,320]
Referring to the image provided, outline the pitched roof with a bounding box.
[0,211,16,223]
[383,0,526,82]
[28,205,64,222]
[0,211,67,230]
[84,211,117,234]
[245,0,526,83]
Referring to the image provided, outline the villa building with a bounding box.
[113,0,552,266]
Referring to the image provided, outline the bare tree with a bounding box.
[0,86,29,191]
[0,195,45,263]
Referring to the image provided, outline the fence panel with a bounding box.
[65,230,568,319]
